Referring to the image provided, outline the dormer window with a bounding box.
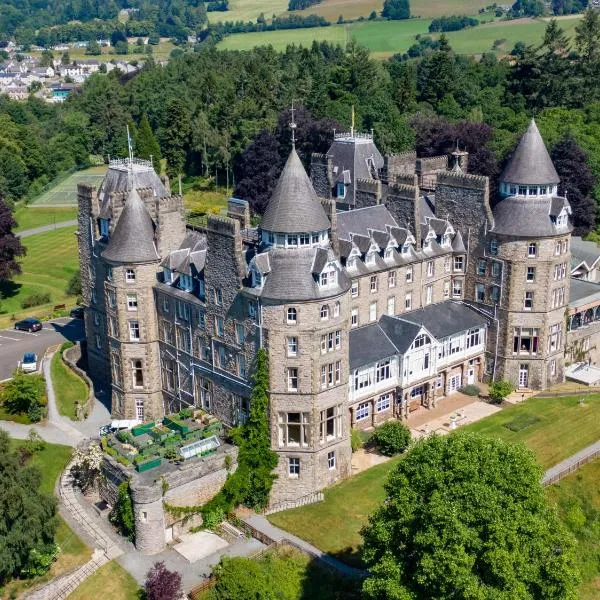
[539,186,547,195]
[336,182,346,199]
[556,210,568,228]
[518,185,527,196]
[287,234,298,248]
[509,185,517,195]
[163,268,171,283]
[100,218,109,238]
[528,186,537,196]
[384,248,393,260]
[402,243,410,255]
[252,268,263,288]
[412,334,431,349]
[179,273,193,292]
[366,252,376,266]
[320,266,337,288]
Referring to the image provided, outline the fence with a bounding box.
[263,491,324,515]
[542,445,600,486]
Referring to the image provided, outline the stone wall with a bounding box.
[385,180,420,243]
[62,343,95,420]
[355,178,381,209]
[310,152,333,199]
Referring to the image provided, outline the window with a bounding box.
[95,334,101,349]
[287,307,297,323]
[109,316,118,337]
[93,312,100,326]
[321,361,341,388]
[369,302,377,322]
[177,326,191,353]
[163,296,170,313]
[491,261,501,278]
[320,305,330,320]
[444,281,450,299]
[107,289,115,308]
[91,287,97,304]
[279,412,309,447]
[528,243,537,257]
[376,393,391,412]
[513,327,539,355]
[477,260,486,276]
[427,261,434,277]
[406,266,413,283]
[490,285,500,303]
[128,320,140,341]
[454,256,464,272]
[413,334,430,349]
[125,268,136,282]
[179,273,193,292]
[111,353,122,386]
[509,185,517,195]
[196,377,211,410]
[356,402,369,421]
[475,283,485,302]
[489,239,498,255]
[177,301,190,320]
[235,323,245,344]
[215,316,224,337]
[321,330,341,353]
[426,284,433,305]
[336,181,346,198]
[237,354,246,378]
[99,217,109,237]
[287,368,298,391]
[444,256,451,272]
[526,266,536,282]
[287,337,298,356]
[334,302,340,317]
[387,296,395,316]
[319,405,342,442]
[467,328,481,348]
[248,301,256,319]
[288,457,300,477]
[351,308,358,327]
[198,310,206,329]
[550,359,556,376]
[320,268,337,287]
[351,281,359,297]
[405,292,412,310]
[328,451,336,470]
[528,185,537,196]
[127,294,138,311]
[524,291,534,310]
[548,323,562,352]
[299,233,310,246]
[106,266,113,281]
[452,280,462,298]
[162,358,175,391]
[217,346,227,369]
[376,359,391,382]
[163,267,172,284]
[388,271,396,288]
[135,398,144,421]
[287,234,298,247]
[519,185,527,196]
[132,360,143,388]
[370,275,378,292]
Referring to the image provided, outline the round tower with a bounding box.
[129,479,165,555]
[487,119,571,390]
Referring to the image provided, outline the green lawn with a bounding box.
[13,206,78,232]
[30,165,107,206]
[51,348,88,421]
[269,394,600,566]
[466,394,600,469]
[269,457,401,566]
[0,226,79,328]
[547,458,600,600]
[67,560,140,600]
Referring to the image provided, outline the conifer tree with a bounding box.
[135,114,162,164]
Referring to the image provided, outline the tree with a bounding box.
[161,97,191,178]
[382,0,410,20]
[416,35,456,108]
[0,429,57,584]
[0,198,25,279]
[371,421,411,456]
[135,113,162,163]
[575,9,600,103]
[361,433,580,600]
[144,561,182,600]
[210,555,272,599]
[488,378,514,403]
[0,370,44,416]
[551,134,596,235]
[66,269,82,297]
[61,51,70,65]
[86,40,101,55]
[109,482,135,541]
[71,443,103,493]
[38,49,54,68]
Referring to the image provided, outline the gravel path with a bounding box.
[17,220,78,238]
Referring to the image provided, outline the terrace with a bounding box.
[101,407,228,478]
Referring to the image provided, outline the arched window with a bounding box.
[333,302,340,317]
[132,359,144,388]
[287,307,297,324]
[320,305,329,320]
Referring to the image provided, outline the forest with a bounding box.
[1,11,600,236]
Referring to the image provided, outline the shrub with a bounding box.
[202,506,225,530]
[459,384,480,397]
[20,292,51,309]
[66,270,81,297]
[1,370,45,415]
[350,427,363,453]
[27,400,44,423]
[109,482,135,541]
[371,421,411,456]
[178,407,193,420]
[20,543,58,578]
[489,379,514,404]
[144,561,182,600]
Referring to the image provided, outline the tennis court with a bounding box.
[31,165,107,206]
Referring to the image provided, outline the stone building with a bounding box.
[78,118,589,504]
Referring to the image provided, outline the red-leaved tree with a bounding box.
[144,561,182,600]
[0,197,25,281]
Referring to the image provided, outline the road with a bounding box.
[0,317,85,381]
[17,219,78,239]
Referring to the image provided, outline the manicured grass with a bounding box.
[466,394,600,469]
[546,458,600,600]
[67,560,140,600]
[351,18,431,54]
[51,348,88,421]
[269,456,401,566]
[209,0,288,23]
[0,226,79,328]
[13,206,77,232]
[30,165,107,206]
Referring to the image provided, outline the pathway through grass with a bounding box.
[66,560,140,600]
[14,206,77,232]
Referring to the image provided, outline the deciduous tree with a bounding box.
[361,433,580,600]
[0,197,25,279]
[144,561,182,600]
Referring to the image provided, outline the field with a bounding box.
[268,394,600,569]
[218,15,582,57]
[546,458,600,600]
[0,226,79,328]
[31,165,107,206]
[14,206,77,232]
[66,561,140,600]
[51,348,88,421]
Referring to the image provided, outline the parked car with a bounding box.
[70,306,84,319]
[14,317,42,332]
[20,352,37,373]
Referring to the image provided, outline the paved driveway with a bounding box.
[0,317,84,381]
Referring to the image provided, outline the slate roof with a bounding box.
[569,278,600,307]
[337,205,399,241]
[261,149,330,234]
[378,316,423,354]
[491,196,573,237]
[501,119,560,185]
[98,160,167,203]
[452,230,466,253]
[396,301,488,339]
[349,323,400,370]
[571,237,600,269]
[102,189,160,264]
[252,247,350,301]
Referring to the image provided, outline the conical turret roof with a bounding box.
[501,119,559,186]
[102,188,160,264]
[261,148,330,234]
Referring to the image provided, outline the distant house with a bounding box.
[5,85,28,100]
[50,83,77,102]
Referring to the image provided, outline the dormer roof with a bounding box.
[501,119,560,186]
[261,148,330,234]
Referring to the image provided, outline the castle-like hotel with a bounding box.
[77,119,600,503]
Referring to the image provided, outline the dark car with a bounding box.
[14,317,42,332]
[70,306,84,319]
